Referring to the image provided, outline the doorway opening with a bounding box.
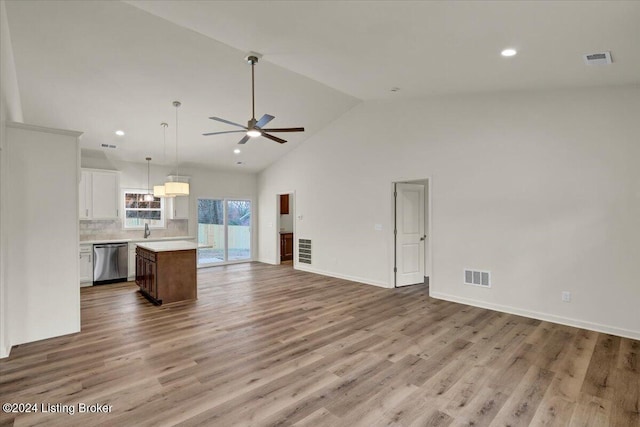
[276,192,295,267]
[393,179,431,288]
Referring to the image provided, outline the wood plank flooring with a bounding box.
[0,262,638,426]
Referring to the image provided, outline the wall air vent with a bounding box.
[583,51,612,65]
[464,269,491,287]
[100,144,117,149]
[298,239,311,264]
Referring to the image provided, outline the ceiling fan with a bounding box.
[203,54,305,144]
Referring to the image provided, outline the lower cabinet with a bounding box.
[80,245,93,286]
[280,233,293,261]
[136,248,157,300]
[128,243,136,280]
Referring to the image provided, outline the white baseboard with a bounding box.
[257,258,277,265]
[295,264,392,289]
[0,345,11,359]
[430,291,640,341]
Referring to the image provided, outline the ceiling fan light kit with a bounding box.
[203,52,305,144]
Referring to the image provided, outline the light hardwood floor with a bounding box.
[0,262,638,426]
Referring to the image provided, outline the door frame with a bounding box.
[275,190,296,265]
[389,177,432,289]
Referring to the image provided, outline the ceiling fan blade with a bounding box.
[202,130,247,136]
[261,132,287,144]
[237,135,251,145]
[209,117,247,129]
[260,127,305,133]
[256,114,275,128]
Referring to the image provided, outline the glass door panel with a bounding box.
[197,198,252,265]
[197,199,225,265]
[227,200,251,261]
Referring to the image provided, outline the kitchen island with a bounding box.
[135,240,197,305]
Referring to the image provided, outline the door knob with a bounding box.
[420,235,426,241]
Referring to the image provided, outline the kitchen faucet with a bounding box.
[144,223,151,239]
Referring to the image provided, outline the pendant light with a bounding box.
[153,122,175,198]
[143,157,154,202]
[164,101,190,196]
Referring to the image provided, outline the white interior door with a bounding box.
[395,183,425,286]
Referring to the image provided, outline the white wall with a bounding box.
[258,85,640,339]
[5,123,81,348]
[0,0,24,358]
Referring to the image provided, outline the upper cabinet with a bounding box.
[79,169,120,219]
[168,196,189,220]
[79,171,91,219]
[280,194,290,215]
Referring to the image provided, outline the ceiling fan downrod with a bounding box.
[248,55,259,124]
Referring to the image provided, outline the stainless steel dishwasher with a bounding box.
[93,243,128,285]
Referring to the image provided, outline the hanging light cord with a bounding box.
[174,101,180,179]
[162,123,168,164]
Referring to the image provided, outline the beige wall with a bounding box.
[258,85,640,339]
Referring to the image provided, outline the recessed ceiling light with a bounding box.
[234,149,241,154]
[501,48,517,57]
[115,130,125,136]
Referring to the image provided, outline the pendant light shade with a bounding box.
[164,101,189,196]
[164,181,189,195]
[153,184,174,198]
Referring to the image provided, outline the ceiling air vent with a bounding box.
[583,51,612,66]
[100,144,117,149]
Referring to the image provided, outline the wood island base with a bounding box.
[135,241,197,305]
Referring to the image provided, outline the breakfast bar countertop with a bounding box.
[80,235,195,245]
[136,240,199,252]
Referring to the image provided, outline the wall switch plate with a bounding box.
[374,224,383,231]
[562,291,571,303]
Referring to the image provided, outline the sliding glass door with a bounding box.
[197,198,251,266]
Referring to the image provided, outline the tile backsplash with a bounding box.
[80,219,188,241]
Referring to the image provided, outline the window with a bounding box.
[123,190,165,229]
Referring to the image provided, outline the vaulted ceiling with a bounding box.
[6,1,639,172]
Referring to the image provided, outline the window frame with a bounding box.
[122,188,166,230]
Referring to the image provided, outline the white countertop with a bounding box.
[80,236,194,245]
[136,240,199,252]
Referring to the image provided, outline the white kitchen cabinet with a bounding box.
[80,244,93,285]
[79,169,120,220]
[168,196,189,220]
[128,243,137,280]
[91,171,119,218]
[79,171,91,219]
